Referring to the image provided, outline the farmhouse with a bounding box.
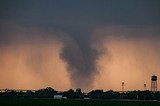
[54,95,63,99]
[54,95,67,99]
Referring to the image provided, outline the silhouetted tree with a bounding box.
[1,88,160,100]
[88,90,104,99]
[35,87,56,98]
[63,89,75,99]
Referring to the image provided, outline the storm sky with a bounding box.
[0,0,160,91]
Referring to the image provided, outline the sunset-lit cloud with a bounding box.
[0,34,71,91]
[0,0,160,91]
[93,27,160,91]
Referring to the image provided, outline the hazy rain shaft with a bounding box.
[0,0,160,91]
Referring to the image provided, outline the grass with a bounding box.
[0,98,160,106]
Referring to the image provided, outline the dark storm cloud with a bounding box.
[1,0,160,26]
[0,0,160,89]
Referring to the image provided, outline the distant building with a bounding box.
[54,95,67,99]
[151,75,158,92]
[54,95,63,99]
[122,82,124,92]
[144,84,146,91]
[63,96,67,99]
[84,97,90,99]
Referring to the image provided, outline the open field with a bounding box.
[0,98,160,106]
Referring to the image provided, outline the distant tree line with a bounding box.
[0,87,160,100]
[88,90,160,100]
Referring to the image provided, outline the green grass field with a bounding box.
[0,98,160,106]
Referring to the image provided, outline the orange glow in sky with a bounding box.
[94,37,160,91]
[0,37,160,91]
[0,41,71,91]
[0,26,160,92]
